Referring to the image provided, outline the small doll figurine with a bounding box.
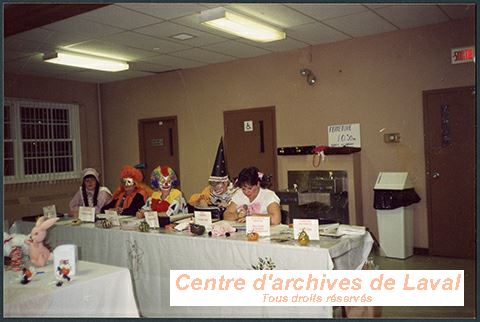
[26,216,60,267]
[20,267,33,285]
[56,259,72,286]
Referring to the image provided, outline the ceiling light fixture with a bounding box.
[300,68,316,86]
[43,51,129,72]
[199,7,285,43]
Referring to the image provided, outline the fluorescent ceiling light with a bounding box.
[200,7,285,43]
[43,51,129,72]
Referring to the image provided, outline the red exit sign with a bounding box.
[451,46,475,64]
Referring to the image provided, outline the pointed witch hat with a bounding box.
[209,137,229,182]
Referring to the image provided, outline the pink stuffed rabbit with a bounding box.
[26,216,60,267]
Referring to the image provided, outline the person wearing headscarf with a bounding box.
[101,165,152,216]
[188,138,236,210]
[68,168,112,217]
[137,165,187,218]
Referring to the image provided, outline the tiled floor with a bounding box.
[373,255,476,318]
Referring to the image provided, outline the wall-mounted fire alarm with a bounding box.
[384,133,400,143]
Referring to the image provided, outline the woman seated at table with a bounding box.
[68,168,112,217]
[223,166,281,225]
[136,165,187,218]
[101,165,152,216]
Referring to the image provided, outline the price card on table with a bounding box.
[43,205,57,219]
[194,211,212,231]
[246,216,270,237]
[104,210,120,226]
[293,219,319,240]
[79,206,95,222]
[144,211,160,229]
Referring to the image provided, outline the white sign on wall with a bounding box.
[328,123,361,147]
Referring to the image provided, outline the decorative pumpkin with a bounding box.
[138,221,150,232]
[71,219,82,226]
[247,231,259,241]
[190,223,205,235]
[101,219,113,229]
[298,229,310,246]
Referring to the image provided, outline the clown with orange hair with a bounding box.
[137,165,187,218]
[101,165,152,216]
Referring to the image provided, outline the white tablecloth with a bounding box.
[11,219,373,318]
[4,260,139,317]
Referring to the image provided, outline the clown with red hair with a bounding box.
[137,165,187,218]
[101,165,152,216]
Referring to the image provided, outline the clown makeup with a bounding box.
[122,177,135,187]
[160,175,172,190]
[210,181,228,196]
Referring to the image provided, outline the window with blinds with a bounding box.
[4,98,82,184]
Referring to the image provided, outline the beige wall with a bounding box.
[3,74,102,226]
[4,18,474,248]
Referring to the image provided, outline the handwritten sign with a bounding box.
[79,206,95,223]
[293,219,319,240]
[43,205,57,219]
[328,123,361,147]
[104,210,120,226]
[246,216,270,237]
[144,211,160,229]
[194,211,212,231]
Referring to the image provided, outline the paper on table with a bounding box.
[337,224,366,236]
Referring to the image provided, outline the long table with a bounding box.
[11,219,373,318]
[4,260,139,317]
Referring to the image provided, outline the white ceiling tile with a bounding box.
[147,55,205,69]
[325,11,398,38]
[77,4,162,30]
[41,16,123,37]
[4,37,55,55]
[373,5,450,29]
[99,31,190,53]
[286,4,368,21]
[129,61,173,73]
[172,48,235,64]
[439,4,475,20]
[172,13,239,40]
[4,50,34,62]
[64,40,157,61]
[226,3,314,28]
[288,22,351,45]
[206,40,272,58]
[117,3,209,20]
[134,21,227,47]
[8,28,55,43]
[239,37,309,52]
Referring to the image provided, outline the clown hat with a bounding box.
[209,138,228,182]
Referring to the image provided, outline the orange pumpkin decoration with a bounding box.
[247,231,259,241]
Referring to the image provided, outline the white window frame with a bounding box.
[4,97,82,184]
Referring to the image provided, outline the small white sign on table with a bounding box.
[144,211,160,229]
[43,205,57,219]
[104,210,120,226]
[293,219,320,240]
[79,206,95,222]
[246,216,270,237]
[194,211,212,231]
[328,123,361,147]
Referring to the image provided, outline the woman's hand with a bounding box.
[68,210,79,218]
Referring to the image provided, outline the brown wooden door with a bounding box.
[223,107,277,190]
[138,117,180,187]
[423,86,475,258]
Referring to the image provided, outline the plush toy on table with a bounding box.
[137,165,187,218]
[26,216,60,267]
[188,138,237,217]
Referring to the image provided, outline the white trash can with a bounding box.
[374,172,420,259]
